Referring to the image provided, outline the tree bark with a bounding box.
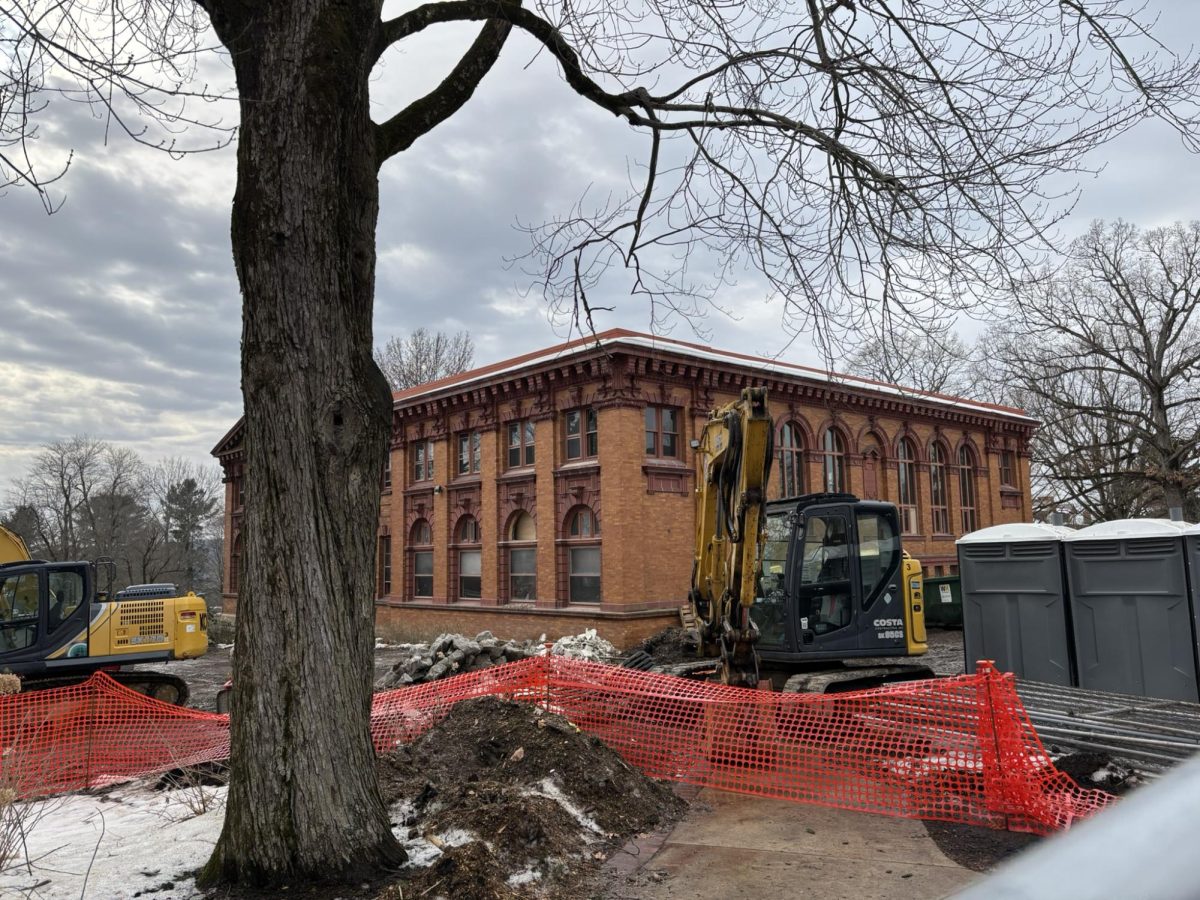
[200,0,402,886]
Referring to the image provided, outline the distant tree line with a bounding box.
[848,220,1200,525]
[2,437,225,605]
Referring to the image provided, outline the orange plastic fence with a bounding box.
[0,659,1112,833]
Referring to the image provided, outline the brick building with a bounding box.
[213,329,1035,647]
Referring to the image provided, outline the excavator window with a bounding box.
[751,512,791,646]
[47,571,84,631]
[856,513,899,610]
[798,515,852,634]
[0,572,39,651]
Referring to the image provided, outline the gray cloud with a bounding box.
[1,2,1198,490]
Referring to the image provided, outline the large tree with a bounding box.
[4,0,1200,888]
[985,220,1200,521]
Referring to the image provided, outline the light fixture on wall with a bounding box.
[433,485,444,495]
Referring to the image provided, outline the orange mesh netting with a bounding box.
[0,658,1112,833]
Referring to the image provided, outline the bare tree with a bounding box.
[4,0,1200,888]
[846,325,973,395]
[986,221,1200,521]
[10,436,107,560]
[374,328,474,390]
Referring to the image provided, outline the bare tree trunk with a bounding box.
[201,1,402,885]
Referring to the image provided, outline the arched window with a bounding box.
[568,507,597,538]
[958,446,979,534]
[454,515,482,600]
[409,519,433,599]
[929,443,950,535]
[777,422,805,498]
[507,511,536,602]
[563,506,600,603]
[897,438,919,535]
[229,533,243,595]
[822,428,847,493]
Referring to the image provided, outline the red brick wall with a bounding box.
[217,342,1035,631]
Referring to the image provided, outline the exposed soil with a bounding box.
[923,820,1040,872]
[1053,751,1140,796]
[377,696,687,899]
[635,627,700,666]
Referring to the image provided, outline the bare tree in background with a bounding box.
[846,326,973,396]
[374,328,474,390]
[4,0,1200,887]
[985,221,1200,521]
[5,440,225,588]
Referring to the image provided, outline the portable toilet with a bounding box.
[1063,519,1197,702]
[1188,523,1200,656]
[957,523,1075,684]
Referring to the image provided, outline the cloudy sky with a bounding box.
[1,1,1198,491]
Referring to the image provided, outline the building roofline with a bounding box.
[393,328,1035,423]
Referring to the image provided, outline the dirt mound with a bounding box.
[1054,751,1140,795]
[379,696,687,898]
[636,627,699,666]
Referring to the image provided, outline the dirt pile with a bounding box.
[378,696,686,899]
[638,627,700,665]
[376,629,619,689]
[1054,751,1141,795]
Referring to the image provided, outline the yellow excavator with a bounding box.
[0,524,208,704]
[687,387,931,691]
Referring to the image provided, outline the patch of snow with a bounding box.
[437,828,475,848]
[216,642,234,650]
[507,867,541,886]
[528,778,608,836]
[0,782,225,899]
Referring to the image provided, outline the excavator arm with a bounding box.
[690,387,774,687]
[0,525,31,565]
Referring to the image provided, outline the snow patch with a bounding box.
[507,867,541,886]
[527,778,607,835]
[0,782,225,899]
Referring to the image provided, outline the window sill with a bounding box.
[558,459,600,471]
[404,483,435,495]
[451,473,482,484]
[999,484,1021,494]
[498,467,536,481]
[643,457,686,467]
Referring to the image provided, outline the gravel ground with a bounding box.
[924,627,966,676]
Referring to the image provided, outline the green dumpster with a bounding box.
[923,575,962,627]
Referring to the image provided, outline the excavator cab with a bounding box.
[751,493,927,665]
[0,561,93,661]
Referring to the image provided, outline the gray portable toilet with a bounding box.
[1063,519,1197,702]
[957,523,1075,685]
[1188,523,1200,659]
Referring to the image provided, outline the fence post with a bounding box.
[975,660,1012,830]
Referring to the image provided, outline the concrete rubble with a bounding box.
[376,628,619,689]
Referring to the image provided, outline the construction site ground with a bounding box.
[117,630,1048,898]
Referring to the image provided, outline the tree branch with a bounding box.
[375,14,516,164]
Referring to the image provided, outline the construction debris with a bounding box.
[375,629,618,690]
[377,695,686,899]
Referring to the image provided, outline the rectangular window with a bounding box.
[999,450,1016,487]
[644,407,679,458]
[412,440,433,482]
[564,408,598,460]
[457,431,481,476]
[507,421,535,468]
[413,551,433,598]
[378,534,392,597]
[0,572,39,651]
[510,547,536,601]
[569,546,601,603]
[459,549,482,599]
[382,454,392,490]
[236,476,245,510]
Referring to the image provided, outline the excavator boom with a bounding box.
[0,525,31,565]
[690,387,774,687]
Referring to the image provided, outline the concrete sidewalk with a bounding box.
[603,789,981,900]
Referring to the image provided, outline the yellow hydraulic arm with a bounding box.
[0,525,31,565]
[690,387,774,687]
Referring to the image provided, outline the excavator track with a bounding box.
[20,671,190,706]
